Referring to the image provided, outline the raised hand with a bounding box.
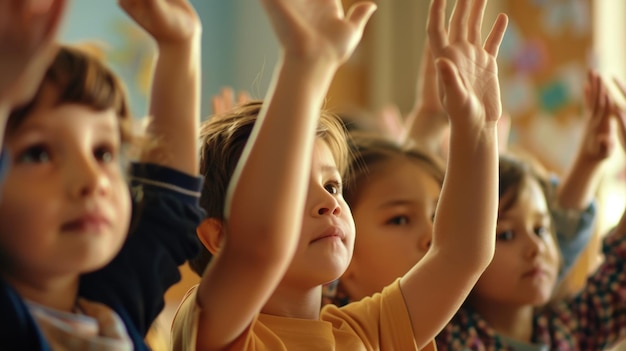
[408,41,447,128]
[404,40,450,155]
[118,0,200,44]
[211,87,251,116]
[259,0,376,64]
[580,70,614,162]
[427,0,508,126]
[611,76,626,152]
[0,0,68,108]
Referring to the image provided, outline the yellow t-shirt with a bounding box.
[171,279,437,351]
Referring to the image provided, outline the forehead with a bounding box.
[356,158,441,208]
[313,139,339,169]
[500,177,549,216]
[9,103,119,137]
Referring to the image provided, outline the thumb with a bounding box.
[435,58,467,109]
[345,2,377,35]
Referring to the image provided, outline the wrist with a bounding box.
[279,52,340,84]
[156,30,201,55]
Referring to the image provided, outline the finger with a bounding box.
[345,2,377,36]
[597,80,613,133]
[211,95,224,115]
[28,0,54,13]
[40,0,68,43]
[589,70,600,116]
[613,75,626,100]
[237,91,251,105]
[427,0,450,56]
[221,87,234,111]
[435,58,468,109]
[467,0,487,43]
[448,0,471,43]
[483,13,508,57]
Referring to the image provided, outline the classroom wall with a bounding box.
[60,0,278,119]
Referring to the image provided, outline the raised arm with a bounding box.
[557,70,614,211]
[119,0,201,174]
[399,0,507,347]
[194,1,376,350]
[610,76,626,236]
[0,0,67,146]
[402,39,448,156]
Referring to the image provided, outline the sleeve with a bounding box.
[79,163,205,338]
[322,278,419,350]
[548,176,597,281]
[553,230,626,350]
[0,279,47,349]
[170,286,201,351]
[0,150,10,190]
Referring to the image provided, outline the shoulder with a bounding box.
[171,285,202,351]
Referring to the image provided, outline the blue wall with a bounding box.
[60,0,278,118]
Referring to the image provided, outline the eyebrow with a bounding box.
[377,199,416,209]
[321,164,340,175]
[498,210,550,221]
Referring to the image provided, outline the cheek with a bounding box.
[476,249,514,288]
[112,182,132,233]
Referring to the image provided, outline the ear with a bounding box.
[197,218,224,256]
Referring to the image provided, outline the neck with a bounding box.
[262,284,322,320]
[3,270,80,312]
[470,297,535,342]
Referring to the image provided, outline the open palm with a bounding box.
[119,0,200,44]
[427,0,508,126]
[260,0,376,64]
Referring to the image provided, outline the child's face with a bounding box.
[471,177,559,308]
[286,139,355,287]
[0,98,131,282]
[344,157,440,299]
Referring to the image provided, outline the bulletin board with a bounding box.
[498,0,593,174]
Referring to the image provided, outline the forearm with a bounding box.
[0,102,8,150]
[557,156,604,210]
[403,110,448,157]
[433,124,498,269]
[226,55,338,248]
[142,35,201,175]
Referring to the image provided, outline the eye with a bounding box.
[534,226,549,238]
[16,144,51,164]
[387,215,409,226]
[94,144,116,163]
[324,180,342,195]
[497,230,514,241]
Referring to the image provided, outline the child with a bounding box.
[328,67,609,308]
[0,0,204,349]
[404,39,602,267]
[436,72,625,350]
[172,0,508,349]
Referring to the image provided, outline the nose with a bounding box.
[524,230,544,259]
[67,150,109,198]
[312,186,342,217]
[418,219,433,251]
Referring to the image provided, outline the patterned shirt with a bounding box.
[436,231,626,351]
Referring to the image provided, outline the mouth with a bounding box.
[522,267,546,278]
[62,213,111,233]
[311,226,345,243]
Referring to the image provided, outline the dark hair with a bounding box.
[343,132,445,208]
[8,45,132,142]
[498,154,553,214]
[189,100,350,276]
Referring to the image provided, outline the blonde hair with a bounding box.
[189,100,350,275]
